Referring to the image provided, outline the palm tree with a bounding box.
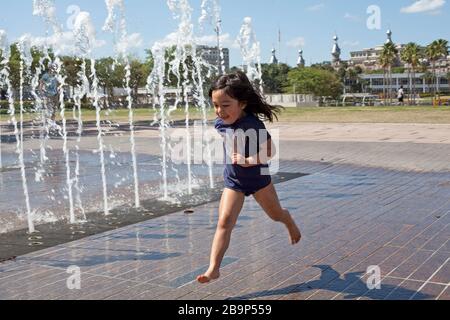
[380,43,398,105]
[422,71,433,91]
[401,43,422,105]
[379,52,389,105]
[401,45,412,104]
[447,71,450,96]
[426,39,449,101]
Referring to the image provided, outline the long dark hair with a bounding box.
[208,71,283,123]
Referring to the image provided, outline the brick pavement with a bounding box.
[1,159,449,300]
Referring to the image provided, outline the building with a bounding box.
[340,29,450,94]
[270,48,278,64]
[429,55,450,74]
[348,30,403,71]
[361,72,449,94]
[297,49,305,68]
[331,35,342,69]
[196,45,230,73]
[348,30,450,73]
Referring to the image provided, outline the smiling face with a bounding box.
[212,89,247,125]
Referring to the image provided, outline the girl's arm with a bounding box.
[233,138,276,167]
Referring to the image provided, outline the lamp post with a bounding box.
[214,18,222,75]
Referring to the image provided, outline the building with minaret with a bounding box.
[331,35,341,69]
[348,29,405,71]
[348,29,450,94]
[269,48,278,64]
[297,49,305,68]
[386,29,393,44]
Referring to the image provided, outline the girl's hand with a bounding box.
[232,153,257,168]
[232,153,246,166]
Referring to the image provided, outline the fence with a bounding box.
[265,94,318,107]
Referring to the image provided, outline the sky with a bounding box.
[0,0,449,67]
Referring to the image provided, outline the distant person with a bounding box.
[39,63,59,125]
[196,71,302,284]
[397,86,405,106]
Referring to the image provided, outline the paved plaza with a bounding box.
[0,122,449,300]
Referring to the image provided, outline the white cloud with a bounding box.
[30,31,106,56]
[155,32,178,48]
[0,30,8,51]
[116,33,143,55]
[307,3,325,11]
[287,37,306,48]
[196,33,232,47]
[231,39,241,50]
[154,32,233,49]
[401,0,446,13]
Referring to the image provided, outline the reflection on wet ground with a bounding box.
[0,160,449,300]
[0,172,307,262]
[0,148,224,233]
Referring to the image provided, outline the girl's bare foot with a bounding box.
[196,269,220,284]
[283,210,302,245]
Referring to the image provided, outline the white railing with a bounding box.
[265,94,317,107]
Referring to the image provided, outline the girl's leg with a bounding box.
[253,183,302,245]
[197,188,245,284]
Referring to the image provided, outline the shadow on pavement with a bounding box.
[229,265,431,300]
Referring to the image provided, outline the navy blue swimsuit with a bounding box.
[215,113,272,197]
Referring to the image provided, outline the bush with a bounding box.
[286,67,343,98]
[0,101,35,114]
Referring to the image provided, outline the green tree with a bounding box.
[346,67,364,93]
[7,44,21,90]
[426,39,449,99]
[286,67,342,99]
[310,62,336,73]
[160,45,196,88]
[61,56,82,97]
[447,71,450,95]
[379,53,389,104]
[401,43,422,104]
[260,63,290,94]
[422,71,434,95]
[337,66,347,83]
[95,57,121,99]
[129,58,152,99]
[379,43,398,105]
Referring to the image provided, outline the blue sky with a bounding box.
[0,0,448,66]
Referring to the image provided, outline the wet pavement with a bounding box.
[0,172,306,262]
[0,159,449,300]
[1,120,450,300]
[0,149,223,234]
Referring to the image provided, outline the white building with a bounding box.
[196,45,230,73]
[348,30,450,73]
[361,72,449,94]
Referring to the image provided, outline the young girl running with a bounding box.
[197,71,302,284]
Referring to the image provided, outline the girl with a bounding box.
[197,71,302,284]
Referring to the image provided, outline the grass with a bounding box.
[1,105,450,124]
[276,106,450,124]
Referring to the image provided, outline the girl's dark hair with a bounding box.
[209,70,283,123]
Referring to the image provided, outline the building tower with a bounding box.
[386,29,393,44]
[332,35,341,68]
[270,48,278,64]
[297,49,305,68]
